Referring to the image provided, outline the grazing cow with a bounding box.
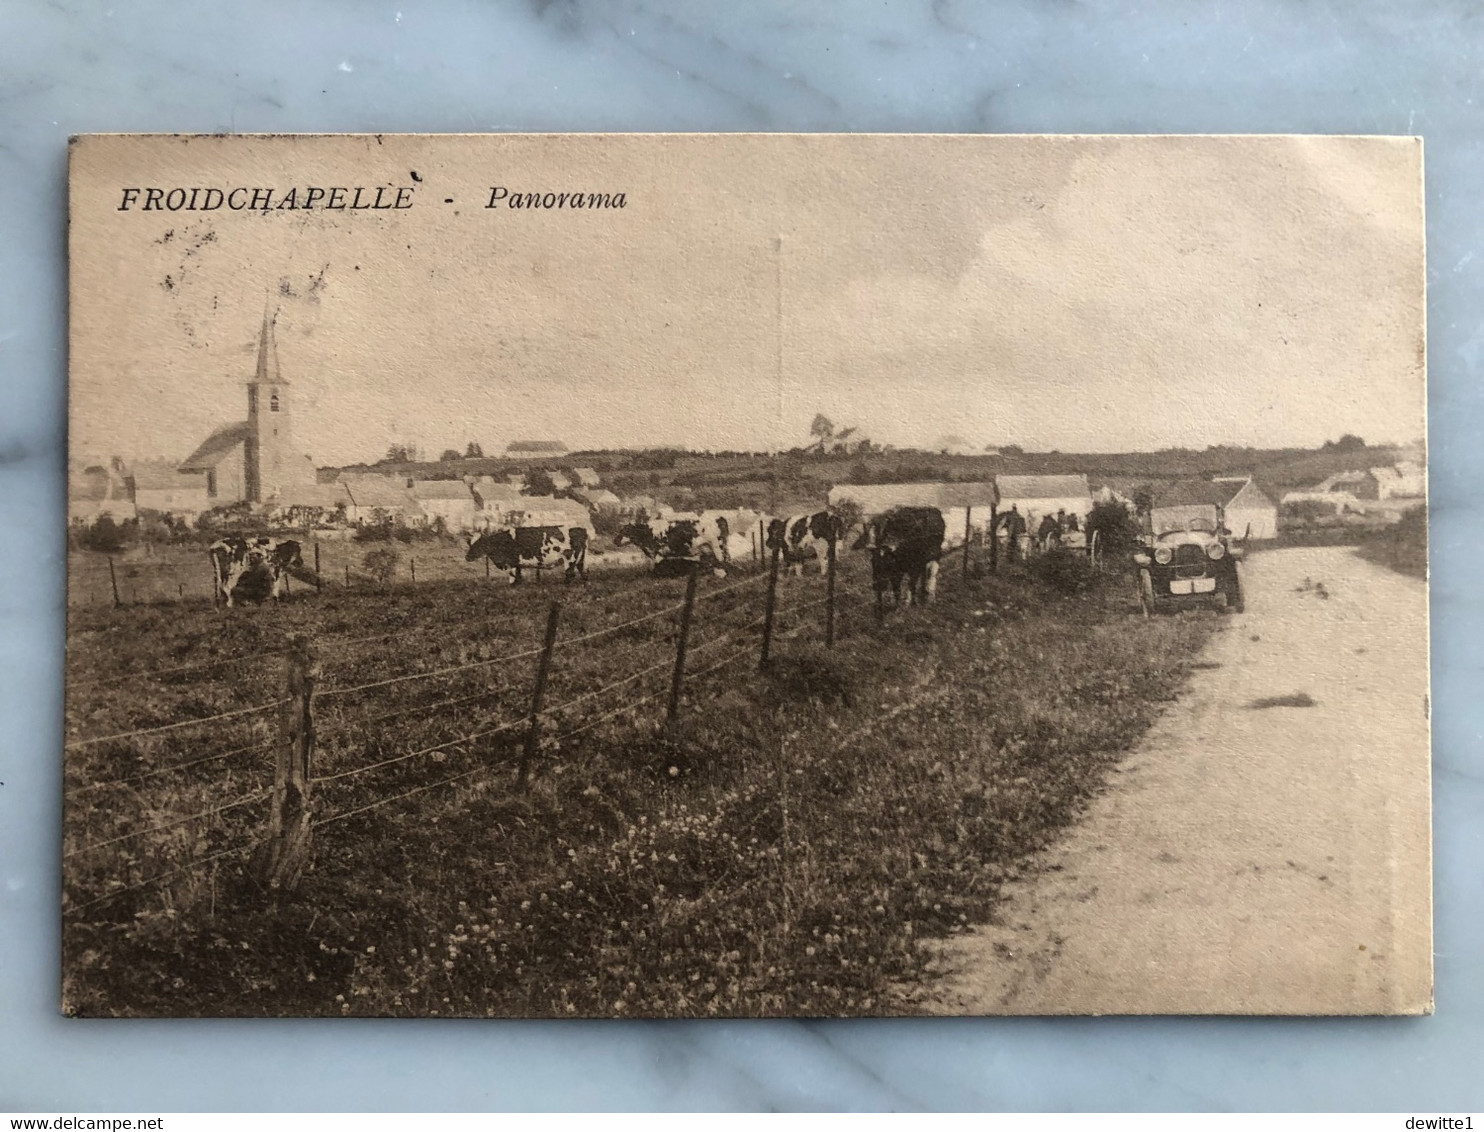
[615,516,728,576]
[765,511,846,576]
[854,507,946,606]
[466,526,588,584]
[209,536,304,607]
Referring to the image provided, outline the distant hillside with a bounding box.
[316,442,1408,513]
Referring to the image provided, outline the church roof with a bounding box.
[179,421,251,471]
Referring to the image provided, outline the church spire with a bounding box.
[251,305,286,386]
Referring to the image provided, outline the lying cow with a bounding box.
[855,507,946,606]
[615,516,728,576]
[466,526,588,584]
[765,511,846,577]
[209,536,303,608]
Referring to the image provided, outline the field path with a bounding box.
[920,546,1432,1015]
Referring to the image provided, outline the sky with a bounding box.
[68,134,1427,467]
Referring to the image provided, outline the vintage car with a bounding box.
[1133,515,1244,615]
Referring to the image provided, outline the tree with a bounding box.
[362,547,399,585]
[465,441,484,458]
[1323,434,1367,452]
[381,443,420,464]
[809,413,835,451]
[524,468,557,496]
[439,448,462,462]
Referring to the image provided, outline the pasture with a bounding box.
[63,543,1215,1017]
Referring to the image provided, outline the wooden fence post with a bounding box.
[760,545,781,668]
[825,530,837,648]
[344,563,351,588]
[667,565,700,723]
[990,503,999,573]
[410,557,416,585]
[963,505,973,580]
[259,634,318,892]
[314,541,322,593]
[874,552,885,626]
[107,556,121,609]
[518,601,563,790]
[485,556,491,581]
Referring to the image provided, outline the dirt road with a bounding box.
[924,545,1432,1015]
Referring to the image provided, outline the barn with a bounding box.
[994,474,1094,532]
[1215,476,1278,540]
[412,479,480,531]
[339,474,423,526]
[269,482,351,527]
[1151,478,1278,540]
[826,481,1000,547]
[469,478,528,528]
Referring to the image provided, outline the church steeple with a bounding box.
[250,305,286,387]
[244,306,303,504]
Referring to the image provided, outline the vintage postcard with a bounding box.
[64,134,1430,1017]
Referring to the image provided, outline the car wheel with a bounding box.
[1137,568,1154,618]
[1228,572,1245,614]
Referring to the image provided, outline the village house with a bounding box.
[412,479,480,531]
[268,482,351,528]
[468,478,528,527]
[126,460,210,519]
[570,486,623,514]
[1212,476,1279,540]
[339,473,423,526]
[570,467,602,488]
[1147,478,1278,540]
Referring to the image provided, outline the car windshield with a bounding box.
[1155,517,1217,538]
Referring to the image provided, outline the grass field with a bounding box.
[63,546,1216,1017]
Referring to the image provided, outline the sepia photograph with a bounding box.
[63,132,1430,1018]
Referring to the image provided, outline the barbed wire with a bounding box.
[316,645,545,700]
[64,788,272,858]
[315,758,513,827]
[315,717,527,785]
[551,600,686,651]
[551,689,666,743]
[692,571,770,604]
[65,699,289,751]
[65,737,276,797]
[66,838,258,916]
[539,655,674,718]
[684,642,756,683]
[67,648,284,691]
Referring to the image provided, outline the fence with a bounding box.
[63,532,905,916]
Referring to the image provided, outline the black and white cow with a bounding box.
[615,515,730,576]
[854,507,946,606]
[209,536,304,607]
[466,526,588,584]
[765,511,846,577]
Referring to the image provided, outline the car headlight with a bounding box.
[1207,543,1225,560]
[1154,546,1173,565]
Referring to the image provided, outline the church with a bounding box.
[179,311,318,507]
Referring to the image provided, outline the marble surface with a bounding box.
[3,0,1482,1112]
